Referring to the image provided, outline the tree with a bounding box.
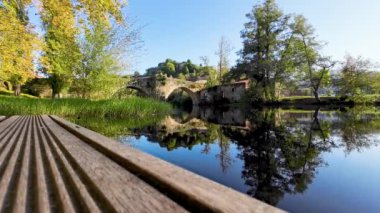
[215,36,233,83]
[40,0,126,98]
[233,0,332,102]
[74,0,125,25]
[40,0,81,98]
[370,72,380,94]
[337,55,375,98]
[291,16,334,101]
[1,0,128,98]
[133,71,141,77]
[200,56,210,67]
[72,14,141,99]
[72,22,113,98]
[0,1,39,96]
[166,61,176,76]
[235,0,291,101]
[151,59,202,78]
[205,66,219,87]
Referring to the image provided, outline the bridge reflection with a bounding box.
[170,106,250,128]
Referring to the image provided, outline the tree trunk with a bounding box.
[51,75,63,99]
[52,87,61,99]
[14,84,21,96]
[313,89,320,102]
[5,81,12,91]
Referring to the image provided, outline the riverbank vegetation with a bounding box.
[0,95,171,119]
[0,87,36,98]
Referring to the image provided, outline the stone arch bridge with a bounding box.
[127,76,249,105]
[127,76,204,105]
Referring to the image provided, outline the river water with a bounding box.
[79,106,380,212]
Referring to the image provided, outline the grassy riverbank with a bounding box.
[0,88,36,98]
[275,95,380,107]
[0,95,172,119]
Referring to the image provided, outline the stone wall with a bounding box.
[199,81,248,104]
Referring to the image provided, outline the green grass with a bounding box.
[0,88,37,98]
[0,95,172,119]
[279,95,333,101]
[348,94,380,103]
[280,94,380,103]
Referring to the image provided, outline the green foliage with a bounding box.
[178,73,186,80]
[0,1,39,94]
[41,0,82,98]
[235,0,291,101]
[70,21,126,99]
[337,55,375,98]
[205,66,219,87]
[289,15,334,101]
[75,0,126,24]
[148,59,202,78]
[233,0,334,102]
[157,74,167,85]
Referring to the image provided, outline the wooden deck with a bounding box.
[0,115,284,213]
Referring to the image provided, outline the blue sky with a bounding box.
[28,0,380,74]
[126,0,380,74]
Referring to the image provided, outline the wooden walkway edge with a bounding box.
[0,115,284,213]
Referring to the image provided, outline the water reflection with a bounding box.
[224,108,334,205]
[125,106,380,210]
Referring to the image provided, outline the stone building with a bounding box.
[199,80,249,105]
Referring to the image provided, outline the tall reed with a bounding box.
[0,95,172,119]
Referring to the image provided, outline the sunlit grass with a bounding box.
[0,88,37,98]
[0,95,172,119]
[279,95,333,101]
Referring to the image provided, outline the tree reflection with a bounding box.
[121,106,380,206]
[224,108,334,205]
[216,127,233,173]
[336,107,380,154]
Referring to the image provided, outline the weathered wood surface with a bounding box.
[0,115,285,213]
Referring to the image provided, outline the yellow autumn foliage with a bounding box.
[0,3,39,85]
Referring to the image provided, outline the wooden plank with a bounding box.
[42,116,186,213]
[36,116,102,213]
[32,116,51,212]
[50,115,284,213]
[0,116,21,140]
[0,116,6,122]
[0,117,25,173]
[37,117,80,212]
[0,116,30,211]
[13,116,33,212]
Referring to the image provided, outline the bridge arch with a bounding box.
[126,85,149,97]
[165,87,199,105]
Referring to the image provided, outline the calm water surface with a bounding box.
[79,107,380,213]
